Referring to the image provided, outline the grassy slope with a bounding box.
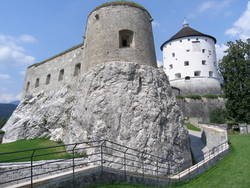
[0,139,73,162]
[87,134,250,188]
[185,122,201,132]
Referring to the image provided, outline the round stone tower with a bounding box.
[83,1,157,71]
[161,22,221,95]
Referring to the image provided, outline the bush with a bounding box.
[202,94,219,99]
[185,95,202,100]
[176,95,185,99]
[0,130,4,134]
[210,108,227,124]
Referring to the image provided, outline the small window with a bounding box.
[119,30,134,48]
[74,63,81,76]
[169,64,173,69]
[196,38,199,40]
[180,40,182,43]
[194,71,201,77]
[209,50,212,55]
[175,73,181,79]
[172,53,175,57]
[202,60,206,65]
[186,49,190,52]
[46,74,51,85]
[169,43,171,46]
[202,49,205,53]
[58,69,64,81]
[185,76,191,80]
[214,61,217,66]
[184,61,189,66]
[35,78,39,88]
[188,38,190,41]
[95,14,99,20]
[209,71,213,77]
[26,82,30,92]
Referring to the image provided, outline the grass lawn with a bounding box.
[184,122,201,132]
[86,134,250,188]
[0,138,74,162]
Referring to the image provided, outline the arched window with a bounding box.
[185,76,191,80]
[46,74,51,85]
[26,82,30,92]
[35,78,39,88]
[119,30,134,48]
[175,73,181,79]
[58,69,64,81]
[74,63,81,76]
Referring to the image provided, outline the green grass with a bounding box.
[0,138,76,162]
[185,123,201,131]
[86,134,250,188]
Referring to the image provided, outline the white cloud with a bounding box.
[225,1,250,40]
[198,0,232,13]
[0,93,21,103]
[0,74,10,79]
[216,44,228,61]
[19,34,37,43]
[0,34,35,66]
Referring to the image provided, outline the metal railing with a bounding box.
[0,140,230,187]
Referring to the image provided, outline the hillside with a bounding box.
[0,103,17,118]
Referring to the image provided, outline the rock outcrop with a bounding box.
[2,62,192,174]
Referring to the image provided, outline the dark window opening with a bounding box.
[202,49,205,53]
[172,53,175,57]
[202,60,206,65]
[175,73,181,79]
[209,71,213,77]
[184,61,189,66]
[194,71,201,76]
[169,64,173,69]
[95,14,99,20]
[58,69,64,81]
[35,78,39,88]
[119,30,134,48]
[185,76,191,80]
[74,63,81,76]
[46,74,51,85]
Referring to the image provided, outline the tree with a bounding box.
[219,39,250,123]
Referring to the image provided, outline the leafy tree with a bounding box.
[219,39,250,123]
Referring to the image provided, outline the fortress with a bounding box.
[23,1,157,97]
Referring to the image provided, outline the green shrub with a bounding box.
[210,108,227,124]
[202,94,219,99]
[185,123,201,131]
[0,118,8,129]
[218,94,225,98]
[0,130,4,134]
[185,95,202,100]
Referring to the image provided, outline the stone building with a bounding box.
[23,1,157,97]
[161,21,221,95]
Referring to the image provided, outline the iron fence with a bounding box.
[0,140,229,187]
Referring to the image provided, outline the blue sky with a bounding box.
[0,0,249,103]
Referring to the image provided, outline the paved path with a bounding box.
[188,130,208,163]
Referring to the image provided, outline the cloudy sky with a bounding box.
[0,0,249,103]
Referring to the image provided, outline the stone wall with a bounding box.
[23,44,84,97]
[176,98,225,123]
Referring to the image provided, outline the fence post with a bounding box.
[72,144,77,188]
[124,148,129,181]
[101,140,105,175]
[30,150,36,188]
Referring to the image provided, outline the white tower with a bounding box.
[161,22,221,95]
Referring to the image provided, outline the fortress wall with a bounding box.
[23,45,84,97]
[176,98,225,123]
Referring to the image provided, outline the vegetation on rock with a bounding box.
[184,123,201,131]
[209,108,227,124]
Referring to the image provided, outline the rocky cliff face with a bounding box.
[2,62,192,174]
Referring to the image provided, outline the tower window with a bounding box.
[180,40,182,43]
[175,73,181,79]
[58,69,64,81]
[209,71,213,77]
[202,60,206,65]
[186,49,190,52]
[202,49,205,53]
[95,14,99,20]
[169,64,173,69]
[209,50,212,55]
[172,53,175,57]
[184,61,189,66]
[194,71,201,76]
[188,38,190,41]
[74,63,81,76]
[35,78,39,88]
[26,82,30,92]
[46,74,51,85]
[185,76,190,80]
[119,30,134,48]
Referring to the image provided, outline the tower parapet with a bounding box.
[83,1,157,71]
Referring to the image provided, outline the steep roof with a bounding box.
[160,26,216,50]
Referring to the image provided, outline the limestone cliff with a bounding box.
[2,62,192,173]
